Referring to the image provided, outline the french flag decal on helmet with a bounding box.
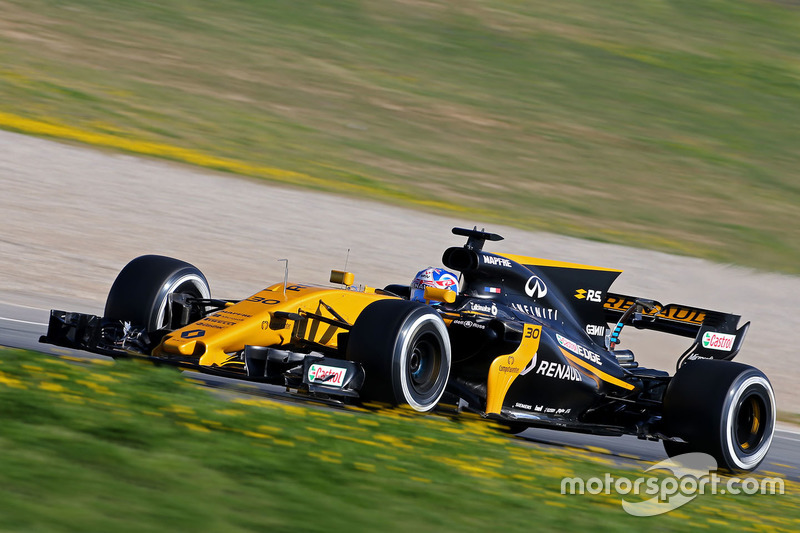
[410,267,459,303]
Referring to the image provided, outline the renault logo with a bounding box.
[181,329,205,339]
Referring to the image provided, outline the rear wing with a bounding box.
[603,293,750,366]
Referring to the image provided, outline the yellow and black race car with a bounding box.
[41,227,775,472]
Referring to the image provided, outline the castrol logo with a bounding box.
[701,332,735,352]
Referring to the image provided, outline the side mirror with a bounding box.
[423,286,456,304]
[330,270,355,287]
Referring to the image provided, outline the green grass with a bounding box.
[780,410,800,427]
[0,347,797,531]
[1,0,800,272]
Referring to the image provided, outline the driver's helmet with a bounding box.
[410,267,459,303]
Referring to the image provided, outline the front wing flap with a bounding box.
[40,310,134,358]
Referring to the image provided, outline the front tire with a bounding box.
[662,359,775,472]
[104,255,211,333]
[347,300,451,412]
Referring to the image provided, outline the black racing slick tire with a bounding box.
[104,255,211,333]
[661,359,775,473]
[347,300,451,412]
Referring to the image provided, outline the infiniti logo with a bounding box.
[525,276,548,299]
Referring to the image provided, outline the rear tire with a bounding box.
[347,300,451,412]
[104,255,210,333]
[662,359,775,472]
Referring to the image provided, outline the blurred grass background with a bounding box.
[1,347,796,531]
[0,0,799,272]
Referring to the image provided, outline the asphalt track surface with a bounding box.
[1,301,798,483]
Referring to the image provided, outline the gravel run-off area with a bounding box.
[1,130,798,414]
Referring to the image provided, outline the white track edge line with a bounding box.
[0,317,48,326]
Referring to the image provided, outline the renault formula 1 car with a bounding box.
[41,227,776,472]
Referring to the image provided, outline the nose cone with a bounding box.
[161,336,206,356]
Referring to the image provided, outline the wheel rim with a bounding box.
[154,274,210,330]
[723,374,775,471]
[734,391,768,454]
[392,309,451,412]
[405,331,442,396]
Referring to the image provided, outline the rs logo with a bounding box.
[575,289,602,303]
